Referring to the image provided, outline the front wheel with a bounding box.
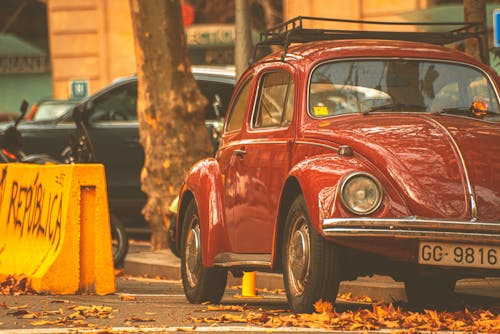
[110,214,129,267]
[282,195,343,313]
[181,200,227,304]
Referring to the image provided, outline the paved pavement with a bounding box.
[123,248,500,303]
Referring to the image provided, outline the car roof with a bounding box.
[111,65,236,85]
[256,39,485,69]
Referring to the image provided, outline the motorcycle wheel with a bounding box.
[110,213,129,267]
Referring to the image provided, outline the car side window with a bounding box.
[225,77,252,133]
[89,82,138,123]
[197,80,234,120]
[253,71,294,128]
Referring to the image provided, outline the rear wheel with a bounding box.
[168,214,181,258]
[181,200,227,303]
[110,214,129,267]
[282,195,343,313]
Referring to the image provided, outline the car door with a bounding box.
[218,75,254,252]
[227,69,296,254]
[85,80,145,203]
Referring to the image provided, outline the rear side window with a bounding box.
[253,71,294,128]
[225,78,252,133]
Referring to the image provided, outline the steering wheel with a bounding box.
[109,109,128,121]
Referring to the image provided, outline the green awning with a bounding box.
[399,4,499,31]
[0,33,46,57]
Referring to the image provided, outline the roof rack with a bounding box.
[252,16,488,63]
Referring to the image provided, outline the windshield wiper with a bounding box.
[362,103,426,115]
[433,107,498,117]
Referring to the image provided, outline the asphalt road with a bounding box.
[1,275,499,333]
[0,241,498,333]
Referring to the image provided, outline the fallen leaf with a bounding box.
[49,300,69,304]
[124,316,155,323]
[120,295,137,301]
[7,304,28,310]
[207,304,245,312]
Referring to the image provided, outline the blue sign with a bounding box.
[70,79,89,98]
[494,9,500,47]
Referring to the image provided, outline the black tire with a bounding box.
[168,215,181,258]
[282,195,343,313]
[181,200,227,304]
[110,213,129,267]
[404,276,457,307]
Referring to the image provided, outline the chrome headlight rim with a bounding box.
[339,172,383,216]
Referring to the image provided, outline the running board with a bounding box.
[213,253,272,268]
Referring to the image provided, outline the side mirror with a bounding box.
[14,99,30,127]
[20,100,29,115]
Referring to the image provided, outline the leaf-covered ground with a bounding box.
[1,275,499,332]
[192,300,500,332]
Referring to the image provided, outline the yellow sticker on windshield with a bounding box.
[313,106,329,116]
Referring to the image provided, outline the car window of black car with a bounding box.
[89,82,138,123]
[225,77,252,133]
[197,80,234,120]
[253,71,294,129]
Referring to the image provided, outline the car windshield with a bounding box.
[33,102,75,121]
[309,59,500,121]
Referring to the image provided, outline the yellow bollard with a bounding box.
[242,271,257,297]
[234,271,263,299]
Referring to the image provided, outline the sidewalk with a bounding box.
[123,249,500,303]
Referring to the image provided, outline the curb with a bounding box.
[123,250,500,303]
[123,251,406,302]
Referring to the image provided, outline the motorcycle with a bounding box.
[0,100,58,164]
[61,103,129,267]
[1,100,128,267]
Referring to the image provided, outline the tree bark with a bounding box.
[129,0,212,250]
[235,0,253,78]
[464,0,488,63]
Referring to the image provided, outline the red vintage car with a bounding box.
[176,17,500,312]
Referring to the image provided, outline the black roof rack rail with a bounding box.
[252,16,488,64]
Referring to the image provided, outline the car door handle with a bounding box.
[233,148,247,157]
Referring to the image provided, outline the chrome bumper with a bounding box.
[322,218,500,243]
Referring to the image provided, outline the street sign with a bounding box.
[494,9,500,47]
[69,79,89,99]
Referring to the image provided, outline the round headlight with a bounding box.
[340,172,383,215]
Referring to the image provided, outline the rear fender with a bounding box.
[177,158,228,267]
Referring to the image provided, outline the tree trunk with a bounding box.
[235,0,253,78]
[129,0,213,250]
[464,0,488,64]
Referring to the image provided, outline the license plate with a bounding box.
[418,242,500,269]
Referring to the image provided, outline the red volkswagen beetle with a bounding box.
[176,18,500,312]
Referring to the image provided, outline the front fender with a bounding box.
[177,158,228,267]
[288,154,408,234]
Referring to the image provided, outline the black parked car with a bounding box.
[5,66,236,235]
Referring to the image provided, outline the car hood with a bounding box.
[306,114,500,221]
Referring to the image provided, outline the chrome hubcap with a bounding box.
[185,216,201,288]
[287,215,310,297]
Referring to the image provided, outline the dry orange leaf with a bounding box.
[190,300,500,332]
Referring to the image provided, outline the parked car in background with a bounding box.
[2,66,235,235]
[176,17,500,312]
[0,113,16,123]
[26,99,79,122]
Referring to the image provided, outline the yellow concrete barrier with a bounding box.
[0,164,115,294]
